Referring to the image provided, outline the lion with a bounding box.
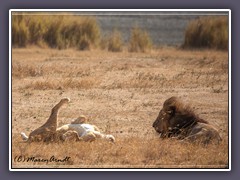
[21,97,70,142]
[20,98,115,143]
[152,96,222,145]
[56,122,115,143]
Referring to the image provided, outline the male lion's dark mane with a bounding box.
[153,96,222,144]
[161,96,208,136]
[172,99,208,125]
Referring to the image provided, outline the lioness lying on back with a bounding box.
[20,98,115,143]
[57,115,115,143]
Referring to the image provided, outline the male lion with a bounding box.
[152,96,222,144]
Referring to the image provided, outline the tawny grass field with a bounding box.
[11,48,229,168]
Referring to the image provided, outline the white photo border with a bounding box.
[9,9,231,171]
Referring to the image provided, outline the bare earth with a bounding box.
[11,47,229,169]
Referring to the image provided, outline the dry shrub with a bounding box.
[104,72,167,89]
[183,16,228,50]
[78,34,91,50]
[61,17,100,50]
[12,62,43,78]
[99,37,109,50]
[12,15,29,47]
[24,77,99,90]
[130,72,166,88]
[11,14,100,50]
[128,26,152,52]
[80,17,101,47]
[28,17,46,45]
[43,17,63,49]
[107,30,123,52]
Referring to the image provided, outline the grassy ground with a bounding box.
[11,47,229,169]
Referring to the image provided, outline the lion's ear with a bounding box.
[166,110,172,114]
[167,105,176,115]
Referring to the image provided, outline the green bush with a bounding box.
[128,27,152,52]
[183,16,228,50]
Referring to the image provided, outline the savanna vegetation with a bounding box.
[12,13,100,50]
[12,14,228,51]
[11,13,229,169]
[183,16,228,50]
[11,48,229,169]
[11,13,153,52]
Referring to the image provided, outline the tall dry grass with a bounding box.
[12,13,229,52]
[128,26,153,52]
[12,14,154,52]
[183,16,228,50]
[107,29,124,52]
[12,15,29,47]
[12,14,100,49]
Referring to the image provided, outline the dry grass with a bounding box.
[128,26,153,52]
[183,16,228,50]
[107,29,124,52]
[12,14,100,49]
[12,135,228,168]
[11,47,229,169]
[19,77,99,90]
